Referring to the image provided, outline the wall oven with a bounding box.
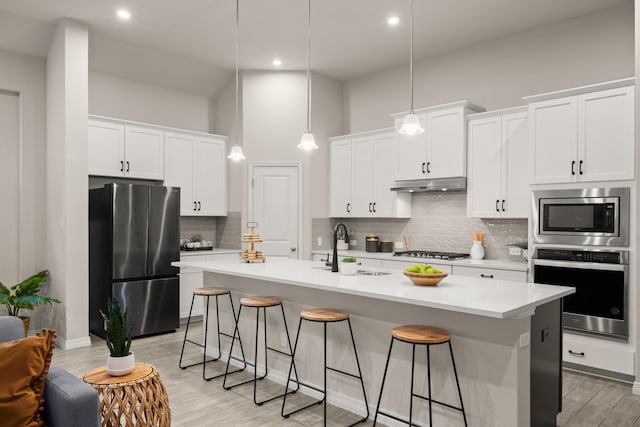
[532,187,629,247]
[533,248,628,340]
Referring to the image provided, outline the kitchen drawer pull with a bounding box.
[421,162,426,174]
[368,202,372,213]
[568,350,585,357]
[197,201,201,211]
[372,202,376,213]
[426,162,431,174]
[480,274,494,279]
[571,160,576,175]
[501,199,505,212]
[193,201,197,211]
[120,160,124,172]
[126,161,130,172]
[346,203,351,213]
[495,200,500,212]
[579,160,584,175]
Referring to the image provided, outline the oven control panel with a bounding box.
[536,248,623,264]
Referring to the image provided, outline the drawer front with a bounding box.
[382,260,451,273]
[563,334,634,376]
[453,266,526,281]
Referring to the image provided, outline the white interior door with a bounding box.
[0,90,20,285]
[250,165,300,259]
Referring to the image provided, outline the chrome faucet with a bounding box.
[331,223,349,272]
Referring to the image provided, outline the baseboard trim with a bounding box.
[633,382,640,395]
[57,335,92,349]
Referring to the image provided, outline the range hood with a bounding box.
[390,177,467,193]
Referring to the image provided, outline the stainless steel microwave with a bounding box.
[532,187,630,247]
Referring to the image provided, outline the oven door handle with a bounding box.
[533,258,627,271]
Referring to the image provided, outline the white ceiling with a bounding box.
[0,0,629,98]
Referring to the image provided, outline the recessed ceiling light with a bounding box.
[116,9,131,20]
[387,16,400,26]
[272,58,282,66]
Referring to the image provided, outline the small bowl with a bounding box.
[403,270,448,286]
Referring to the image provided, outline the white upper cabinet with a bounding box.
[88,117,164,180]
[164,131,227,217]
[392,101,484,181]
[329,130,410,218]
[329,138,352,217]
[467,108,528,218]
[526,79,635,184]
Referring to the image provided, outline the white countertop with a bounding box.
[173,258,572,319]
[311,249,529,271]
[180,248,241,257]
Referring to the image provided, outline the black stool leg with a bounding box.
[346,318,369,426]
[426,343,432,426]
[373,337,395,426]
[281,317,307,418]
[449,341,468,427]
[178,293,197,369]
[201,295,211,379]
[223,304,247,389]
[410,343,416,426]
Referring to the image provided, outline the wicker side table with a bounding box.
[83,362,171,427]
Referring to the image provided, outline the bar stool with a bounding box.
[281,308,369,426]
[374,325,467,426]
[178,287,246,380]
[223,296,299,405]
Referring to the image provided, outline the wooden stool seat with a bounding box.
[240,296,282,307]
[193,287,230,296]
[300,308,349,322]
[392,325,451,344]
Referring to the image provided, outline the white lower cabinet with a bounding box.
[563,332,634,377]
[452,265,526,282]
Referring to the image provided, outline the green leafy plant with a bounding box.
[0,270,60,317]
[342,257,357,263]
[99,298,137,357]
[190,234,203,243]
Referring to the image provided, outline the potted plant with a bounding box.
[191,233,203,248]
[0,270,60,337]
[336,227,349,250]
[100,298,137,376]
[341,257,358,275]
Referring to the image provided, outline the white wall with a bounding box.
[89,71,212,132]
[0,49,46,312]
[344,2,634,133]
[46,19,90,347]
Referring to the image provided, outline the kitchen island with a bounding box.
[174,258,574,426]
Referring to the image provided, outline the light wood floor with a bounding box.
[52,322,640,426]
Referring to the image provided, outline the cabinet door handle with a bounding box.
[496,200,500,212]
[120,160,124,172]
[571,160,576,175]
[568,350,585,357]
[193,201,197,211]
[372,202,376,213]
[501,199,505,212]
[197,201,201,211]
[126,161,130,172]
[480,274,494,279]
[421,162,426,174]
[368,202,372,213]
[346,203,351,213]
[426,162,431,174]
[579,160,584,175]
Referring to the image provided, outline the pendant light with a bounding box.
[227,0,246,161]
[398,0,424,136]
[297,0,319,151]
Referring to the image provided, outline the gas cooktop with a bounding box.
[393,250,470,261]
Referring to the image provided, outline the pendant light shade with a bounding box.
[227,0,246,161]
[298,0,318,151]
[398,0,424,136]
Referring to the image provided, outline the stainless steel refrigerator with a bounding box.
[89,183,180,338]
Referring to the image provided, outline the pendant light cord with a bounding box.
[409,0,414,114]
[235,0,240,146]
[306,0,312,133]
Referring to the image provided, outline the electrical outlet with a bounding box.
[350,240,357,246]
[509,247,521,256]
[317,237,322,246]
[519,332,530,348]
[395,241,404,250]
[280,331,288,348]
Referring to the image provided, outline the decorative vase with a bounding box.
[340,262,358,275]
[470,240,485,260]
[19,316,30,337]
[336,240,349,250]
[106,352,135,376]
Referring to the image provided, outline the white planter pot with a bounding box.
[106,352,135,376]
[336,240,349,250]
[340,262,358,275]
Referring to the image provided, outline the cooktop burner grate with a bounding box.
[393,250,470,260]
